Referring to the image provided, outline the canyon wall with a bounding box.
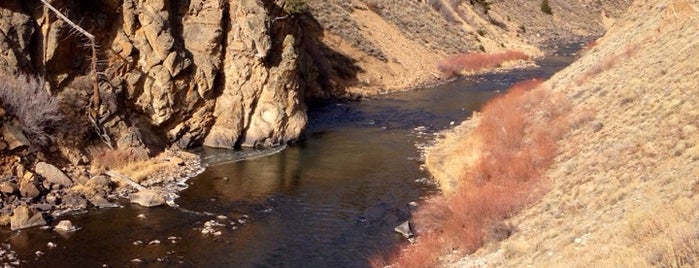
[0,0,312,154]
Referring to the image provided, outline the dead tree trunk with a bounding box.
[39,0,111,146]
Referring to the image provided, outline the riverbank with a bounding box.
[0,148,204,230]
[406,0,699,266]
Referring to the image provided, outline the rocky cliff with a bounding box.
[1,0,311,153]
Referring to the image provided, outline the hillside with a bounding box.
[422,0,699,266]
[0,0,631,231]
[307,0,632,96]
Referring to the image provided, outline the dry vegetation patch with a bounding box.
[438,1,699,267]
[374,79,585,267]
[438,51,530,77]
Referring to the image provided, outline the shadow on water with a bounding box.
[1,47,577,267]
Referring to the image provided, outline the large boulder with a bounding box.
[10,205,46,230]
[130,189,165,207]
[35,162,73,187]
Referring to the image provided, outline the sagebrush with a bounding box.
[376,79,577,267]
[0,73,62,147]
[438,51,529,77]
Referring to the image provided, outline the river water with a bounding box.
[1,47,577,267]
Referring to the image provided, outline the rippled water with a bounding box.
[0,48,577,267]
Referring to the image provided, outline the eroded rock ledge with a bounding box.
[1,0,313,151]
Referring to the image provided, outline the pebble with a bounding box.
[216,215,227,221]
[131,258,142,263]
[137,214,147,219]
[35,250,44,257]
[133,240,143,246]
[148,240,161,245]
[47,242,56,248]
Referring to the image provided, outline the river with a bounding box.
[1,45,578,267]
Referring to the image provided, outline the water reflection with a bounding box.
[2,49,577,267]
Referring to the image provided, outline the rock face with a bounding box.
[204,1,306,148]
[0,0,309,150]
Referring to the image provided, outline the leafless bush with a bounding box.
[0,73,62,147]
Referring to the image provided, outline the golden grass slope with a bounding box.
[439,0,699,266]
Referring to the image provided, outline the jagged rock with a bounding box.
[204,0,306,148]
[62,193,89,210]
[35,162,73,187]
[54,220,77,232]
[130,189,165,207]
[19,174,40,199]
[0,182,18,195]
[2,0,308,152]
[10,206,46,230]
[394,220,414,239]
[1,125,30,150]
[0,1,34,73]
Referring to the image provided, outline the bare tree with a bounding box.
[38,0,111,146]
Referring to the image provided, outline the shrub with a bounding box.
[0,73,62,147]
[284,0,309,15]
[89,146,150,171]
[438,50,530,77]
[383,79,577,267]
[541,0,553,15]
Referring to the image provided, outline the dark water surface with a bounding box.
[1,49,576,267]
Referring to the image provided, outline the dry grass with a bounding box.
[574,41,640,85]
[376,79,579,267]
[89,146,150,172]
[626,198,699,267]
[438,51,530,77]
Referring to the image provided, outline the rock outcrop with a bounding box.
[0,0,309,150]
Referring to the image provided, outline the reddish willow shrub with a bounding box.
[374,79,577,267]
[438,51,530,77]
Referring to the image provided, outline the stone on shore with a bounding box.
[35,162,73,187]
[10,206,46,230]
[89,195,118,208]
[394,220,414,239]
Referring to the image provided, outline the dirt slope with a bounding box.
[308,0,632,97]
[436,0,699,266]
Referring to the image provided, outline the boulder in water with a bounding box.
[54,220,78,232]
[130,189,165,207]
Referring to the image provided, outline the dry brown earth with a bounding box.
[425,0,699,266]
